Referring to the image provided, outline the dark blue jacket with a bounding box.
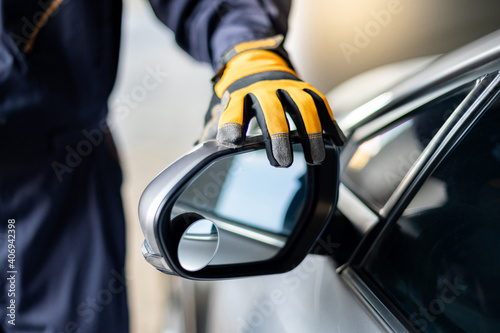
[0,0,290,134]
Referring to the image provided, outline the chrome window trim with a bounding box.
[340,79,478,212]
[341,267,409,333]
[337,184,379,234]
[341,74,497,217]
[339,92,393,131]
[340,82,468,169]
[351,82,466,142]
[381,73,500,216]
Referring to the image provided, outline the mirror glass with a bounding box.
[172,146,308,265]
[177,219,219,271]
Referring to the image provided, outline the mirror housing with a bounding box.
[139,135,340,280]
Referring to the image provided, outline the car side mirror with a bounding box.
[139,135,340,280]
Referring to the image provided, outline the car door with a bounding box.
[331,72,500,332]
[203,69,500,333]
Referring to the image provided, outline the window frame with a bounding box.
[336,72,500,332]
[340,77,488,216]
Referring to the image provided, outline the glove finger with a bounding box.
[304,88,346,146]
[217,90,249,146]
[275,89,322,165]
[200,94,222,141]
[249,90,292,167]
[280,88,325,165]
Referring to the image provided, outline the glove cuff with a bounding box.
[212,35,292,82]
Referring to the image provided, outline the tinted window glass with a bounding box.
[364,96,500,332]
[344,85,472,209]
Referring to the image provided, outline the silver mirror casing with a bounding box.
[139,139,237,275]
[139,135,341,280]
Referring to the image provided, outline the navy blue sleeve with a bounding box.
[148,0,291,69]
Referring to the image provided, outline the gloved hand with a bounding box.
[201,36,345,167]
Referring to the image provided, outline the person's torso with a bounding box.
[0,0,122,131]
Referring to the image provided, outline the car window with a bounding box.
[363,96,500,332]
[343,83,474,210]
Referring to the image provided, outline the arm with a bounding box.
[148,0,291,68]
[149,0,345,167]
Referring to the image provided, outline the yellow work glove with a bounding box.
[201,38,345,167]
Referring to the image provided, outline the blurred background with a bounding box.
[108,0,500,331]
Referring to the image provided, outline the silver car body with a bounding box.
[162,30,500,333]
